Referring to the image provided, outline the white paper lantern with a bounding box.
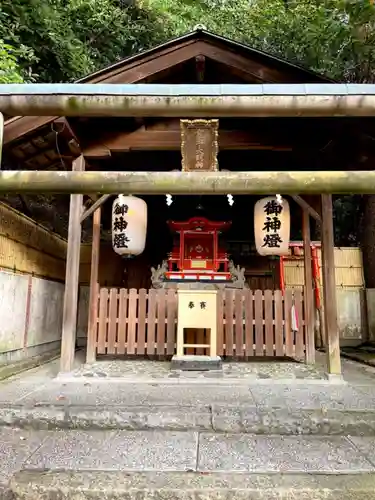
[112,195,147,256]
[254,196,290,256]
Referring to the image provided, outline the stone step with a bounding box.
[1,403,375,435]
[9,470,375,500]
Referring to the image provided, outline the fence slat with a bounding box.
[264,290,274,357]
[157,290,166,355]
[137,288,147,355]
[216,291,224,356]
[254,290,264,356]
[117,289,127,355]
[107,289,118,355]
[166,289,176,355]
[97,288,108,354]
[295,289,304,360]
[225,290,234,356]
[274,290,284,356]
[234,291,243,357]
[244,289,254,356]
[147,289,157,355]
[95,286,305,361]
[284,289,293,357]
[127,288,137,355]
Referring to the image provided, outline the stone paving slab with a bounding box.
[0,427,47,482]
[24,430,198,472]
[211,405,375,436]
[18,382,255,407]
[10,380,373,411]
[4,429,372,475]
[249,384,375,410]
[10,470,375,500]
[3,402,375,435]
[0,380,49,404]
[198,433,375,473]
[348,436,375,465]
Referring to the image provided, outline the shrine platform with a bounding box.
[2,353,375,499]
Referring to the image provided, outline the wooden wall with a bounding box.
[285,247,365,290]
[0,202,67,281]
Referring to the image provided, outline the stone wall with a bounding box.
[365,289,375,343]
[0,270,64,363]
[336,289,367,346]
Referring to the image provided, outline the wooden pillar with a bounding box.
[321,194,341,375]
[86,204,101,364]
[302,209,315,363]
[60,155,84,372]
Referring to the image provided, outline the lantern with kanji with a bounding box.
[112,195,147,256]
[254,196,290,256]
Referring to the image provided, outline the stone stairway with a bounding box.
[3,427,375,499]
[2,378,375,498]
[3,353,375,499]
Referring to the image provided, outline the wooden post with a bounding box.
[302,209,315,363]
[321,194,341,375]
[86,204,101,364]
[60,155,84,372]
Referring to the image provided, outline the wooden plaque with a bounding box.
[180,119,218,172]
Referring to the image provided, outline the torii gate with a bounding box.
[1,83,375,377]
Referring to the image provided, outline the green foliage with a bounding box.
[146,0,375,82]
[0,0,167,82]
[1,0,375,83]
[1,0,374,246]
[0,41,24,83]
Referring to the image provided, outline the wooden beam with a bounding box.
[87,39,199,84]
[321,194,341,375]
[291,195,321,222]
[4,115,58,145]
[201,44,280,83]
[60,155,85,373]
[2,170,375,195]
[54,117,83,157]
[82,129,292,156]
[81,194,111,223]
[2,39,200,145]
[86,203,101,364]
[2,90,374,118]
[82,144,111,159]
[302,209,315,364]
[0,112,3,167]
[195,55,206,82]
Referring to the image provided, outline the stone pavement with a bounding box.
[2,427,375,475]
[1,352,375,434]
[3,427,375,499]
[2,354,375,498]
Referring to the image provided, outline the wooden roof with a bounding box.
[3,29,330,150]
[1,28,374,241]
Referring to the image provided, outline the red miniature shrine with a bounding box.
[166,217,231,282]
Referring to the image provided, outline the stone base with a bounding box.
[11,470,375,500]
[171,355,222,371]
[325,373,346,384]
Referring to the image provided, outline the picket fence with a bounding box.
[94,288,306,359]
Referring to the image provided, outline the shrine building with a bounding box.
[1,28,372,374]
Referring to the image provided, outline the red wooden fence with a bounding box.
[94,288,306,359]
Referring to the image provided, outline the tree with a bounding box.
[0,0,168,82]
[0,41,24,83]
[146,0,375,82]
[2,0,375,276]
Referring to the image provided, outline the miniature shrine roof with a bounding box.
[168,217,231,233]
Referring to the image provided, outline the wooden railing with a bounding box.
[95,288,306,359]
